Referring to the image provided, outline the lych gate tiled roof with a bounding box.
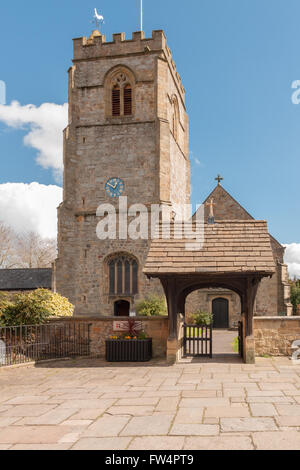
[0,269,52,291]
[143,220,276,275]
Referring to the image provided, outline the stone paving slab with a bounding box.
[10,444,73,450]
[170,424,219,436]
[0,426,73,445]
[252,431,300,450]
[72,437,132,450]
[107,406,155,416]
[0,357,300,450]
[120,415,174,436]
[221,418,278,432]
[184,436,254,450]
[128,436,185,450]
[83,415,130,437]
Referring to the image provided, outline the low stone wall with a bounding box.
[50,316,169,359]
[254,316,300,356]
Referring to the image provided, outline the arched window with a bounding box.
[106,69,135,118]
[108,254,138,295]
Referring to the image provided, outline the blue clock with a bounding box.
[105,177,125,198]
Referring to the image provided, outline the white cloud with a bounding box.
[0,183,62,239]
[284,243,300,279]
[190,151,204,168]
[0,101,68,181]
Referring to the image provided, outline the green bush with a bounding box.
[291,283,300,315]
[135,295,167,317]
[189,311,213,326]
[0,289,74,327]
[0,292,14,325]
[0,292,12,311]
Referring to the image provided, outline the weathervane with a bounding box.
[93,8,105,32]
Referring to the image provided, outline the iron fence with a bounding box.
[0,322,91,367]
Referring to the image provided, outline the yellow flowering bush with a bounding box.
[0,289,74,326]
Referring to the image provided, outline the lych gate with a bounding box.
[144,220,276,363]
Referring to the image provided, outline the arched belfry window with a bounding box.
[106,68,135,118]
[111,74,132,117]
[108,254,138,295]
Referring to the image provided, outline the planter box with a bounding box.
[105,338,152,362]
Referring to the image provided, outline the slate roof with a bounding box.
[143,220,276,276]
[0,269,52,291]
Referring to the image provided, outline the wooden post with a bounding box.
[242,276,260,363]
[162,278,180,363]
[160,277,178,339]
[166,279,177,339]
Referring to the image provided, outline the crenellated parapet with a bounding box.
[73,30,185,96]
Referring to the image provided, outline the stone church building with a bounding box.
[185,183,292,327]
[54,28,291,325]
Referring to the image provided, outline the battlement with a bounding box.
[73,30,185,95]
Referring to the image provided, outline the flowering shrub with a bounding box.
[0,289,74,327]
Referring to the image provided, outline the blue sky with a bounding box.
[0,0,300,244]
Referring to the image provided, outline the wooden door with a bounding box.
[212,298,229,329]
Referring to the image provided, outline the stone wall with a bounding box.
[254,316,300,356]
[186,288,241,328]
[51,316,169,359]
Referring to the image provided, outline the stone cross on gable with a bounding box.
[206,197,216,224]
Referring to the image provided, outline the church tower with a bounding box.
[54,29,190,315]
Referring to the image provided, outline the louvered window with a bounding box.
[124,86,132,116]
[112,86,121,116]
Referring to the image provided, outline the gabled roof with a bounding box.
[0,269,52,291]
[143,220,276,276]
[196,184,253,221]
[194,184,284,256]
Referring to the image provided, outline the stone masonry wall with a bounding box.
[186,289,241,328]
[51,316,169,359]
[254,317,300,356]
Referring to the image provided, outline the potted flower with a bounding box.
[105,319,152,362]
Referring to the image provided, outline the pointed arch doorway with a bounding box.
[212,298,229,329]
[114,300,130,317]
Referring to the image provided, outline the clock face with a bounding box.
[105,177,125,198]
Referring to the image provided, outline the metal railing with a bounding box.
[0,322,91,367]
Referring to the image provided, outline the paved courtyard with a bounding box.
[1,357,300,450]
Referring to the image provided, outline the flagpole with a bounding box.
[140,0,143,31]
